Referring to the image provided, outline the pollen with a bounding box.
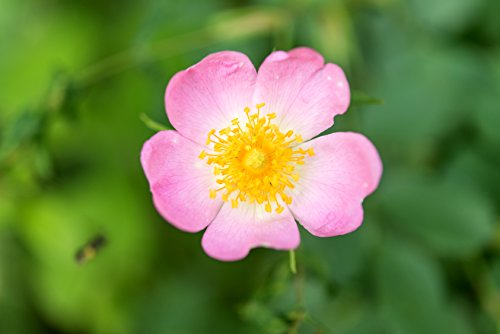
[199,103,313,214]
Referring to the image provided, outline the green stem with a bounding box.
[289,249,297,274]
[75,7,292,87]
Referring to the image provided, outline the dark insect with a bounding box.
[75,234,107,265]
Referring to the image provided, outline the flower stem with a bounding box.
[74,7,292,87]
[289,249,297,274]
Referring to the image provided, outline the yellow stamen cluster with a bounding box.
[199,103,314,214]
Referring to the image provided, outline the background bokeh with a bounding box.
[1,0,500,333]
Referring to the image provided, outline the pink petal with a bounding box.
[253,47,350,141]
[288,132,382,237]
[141,131,223,232]
[202,203,300,261]
[165,51,257,145]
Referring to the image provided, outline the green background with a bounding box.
[1,0,500,333]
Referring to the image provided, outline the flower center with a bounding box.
[243,148,267,171]
[199,103,314,214]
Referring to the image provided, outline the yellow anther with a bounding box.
[307,148,315,156]
[267,113,276,120]
[199,150,206,159]
[265,203,272,213]
[209,189,216,199]
[295,134,303,143]
[256,102,266,109]
[276,205,284,214]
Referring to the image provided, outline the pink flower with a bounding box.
[141,47,382,261]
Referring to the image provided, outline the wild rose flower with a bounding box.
[141,47,382,261]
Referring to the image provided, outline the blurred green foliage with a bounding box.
[1,0,500,333]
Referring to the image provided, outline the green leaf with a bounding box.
[408,0,483,32]
[444,149,500,204]
[240,301,288,334]
[0,110,43,161]
[19,171,157,334]
[475,91,500,149]
[379,172,494,258]
[302,222,377,285]
[376,240,447,334]
[132,277,219,334]
[361,22,483,162]
[0,232,39,334]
